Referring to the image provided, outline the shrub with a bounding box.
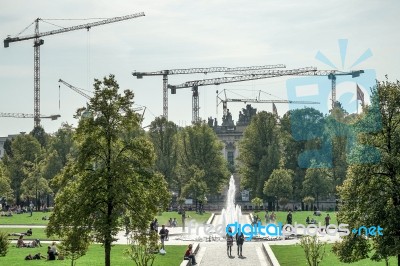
[299,235,326,266]
[0,231,10,257]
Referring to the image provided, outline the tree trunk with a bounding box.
[105,238,111,266]
[397,254,399,266]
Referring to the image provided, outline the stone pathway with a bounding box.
[197,242,269,266]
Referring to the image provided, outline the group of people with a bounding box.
[264,211,277,224]
[24,242,59,261]
[167,217,178,227]
[226,227,245,258]
[306,213,331,228]
[17,235,41,248]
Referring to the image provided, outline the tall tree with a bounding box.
[48,123,75,167]
[176,122,229,197]
[0,162,13,201]
[333,79,400,264]
[46,75,170,266]
[148,117,178,190]
[21,160,52,210]
[239,111,281,198]
[30,125,49,148]
[280,108,326,201]
[302,161,333,209]
[263,168,293,209]
[2,134,42,205]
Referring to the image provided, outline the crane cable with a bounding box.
[87,29,91,91]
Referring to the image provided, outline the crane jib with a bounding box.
[3,12,145,47]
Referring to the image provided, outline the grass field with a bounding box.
[0,244,186,266]
[155,211,211,226]
[271,244,396,265]
[1,211,211,227]
[252,211,337,225]
[0,212,50,225]
[0,228,58,241]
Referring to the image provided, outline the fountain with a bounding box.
[219,175,242,234]
[177,175,243,241]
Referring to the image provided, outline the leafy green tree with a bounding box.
[333,79,400,264]
[46,75,170,266]
[48,123,75,167]
[302,161,333,209]
[324,103,354,187]
[176,122,229,197]
[58,227,91,266]
[181,166,208,212]
[148,117,178,190]
[239,111,281,198]
[251,197,263,212]
[2,134,42,205]
[21,160,52,210]
[263,168,293,209]
[280,108,326,201]
[3,139,12,158]
[30,125,49,148]
[0,163,13,201]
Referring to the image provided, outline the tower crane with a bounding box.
[58,79,144,112]
[59,79,91,100]
[168,67,317,123]
[226,69,364,109]
[0,113,60,120]
[216,89,320,118]
[4,12,145,127]
[132,64,286,120]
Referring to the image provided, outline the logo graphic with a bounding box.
[286,39,381,168]
[187,220,383,241]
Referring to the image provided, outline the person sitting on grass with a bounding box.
[29,239,42,248]
[50,241,58,256]
[47,246,56,260]
[184,244,197,265]
[17,235,27,248]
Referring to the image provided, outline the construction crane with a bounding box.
[132,64,286,120]
[168,67,317,123]
[58,79,144,112]
[59,79,91,100]
[4,12,145,128]
[226,69,364,109]
[216,89,320,118]
[0,113,60,120]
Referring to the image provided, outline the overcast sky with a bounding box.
[1,0,399,136]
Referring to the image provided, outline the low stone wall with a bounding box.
[206,213,215,225]
[179,243,200,266]
[262,243,280,266]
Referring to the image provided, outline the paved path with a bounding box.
[197,242,269,266]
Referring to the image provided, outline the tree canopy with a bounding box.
[333,79,400,265]
[46,75,170,266]
[239,111,281,198]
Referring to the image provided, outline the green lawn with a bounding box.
[155,211,211,226]
[0,244,186,266]
[271,244,396,265]
[0,212,50,225]
[252,211,337,225]
[0,228,58,241]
